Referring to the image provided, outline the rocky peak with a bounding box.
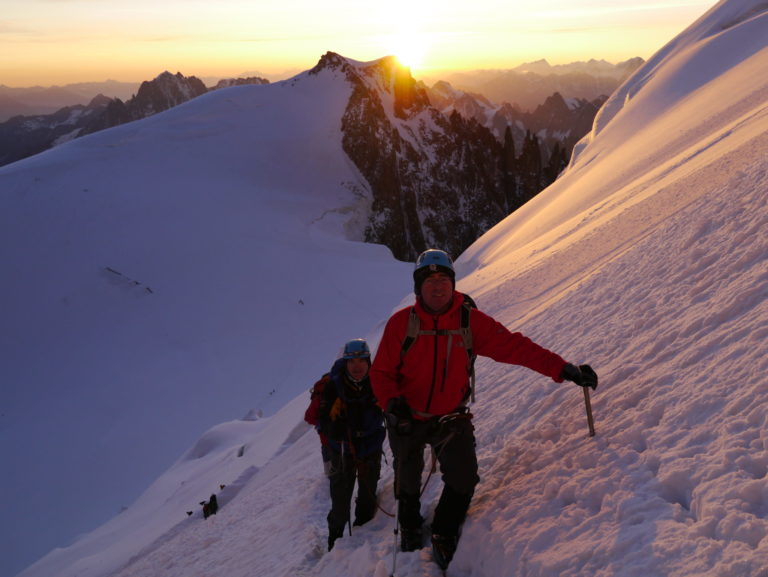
[87,93,113,108]
[309,51,353,76]
[310,52,430,120]
[211,77,270,90]
[133,71,208,115]
[535,92,571,122]
[313,53,509,261]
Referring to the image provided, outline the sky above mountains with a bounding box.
[2,0,717,86]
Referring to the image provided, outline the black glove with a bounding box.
[386,396,413,436]
[561,363,598,390]
[328,417,347,441]
[321,398,347,441]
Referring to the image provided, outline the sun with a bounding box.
[392,33,429,70]
[383,27,430,71]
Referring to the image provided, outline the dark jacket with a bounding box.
[319,358,386,458]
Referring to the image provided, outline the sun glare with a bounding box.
[387,29,429,70]
[376,0,432,71]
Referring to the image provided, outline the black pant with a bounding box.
[327,448,382,534]
[388,416,479,537]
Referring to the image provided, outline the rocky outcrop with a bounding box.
[313,52,509,261]
[210,77,270,90]
[428,82,606,168]
[82,71,208,133]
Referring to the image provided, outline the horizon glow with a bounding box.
[0,0,718,86]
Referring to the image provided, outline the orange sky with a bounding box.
[1,0,718,86]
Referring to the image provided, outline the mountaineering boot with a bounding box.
[400,525,423,552]
[327,525,344,551]
[431,533,459,569]
[432,484,473,538]
[397,492,424,551]
[353,490,377,526]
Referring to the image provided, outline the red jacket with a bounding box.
[370,291,567,418]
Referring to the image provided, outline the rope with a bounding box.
[418,411,473,497]
[346,429,396,518]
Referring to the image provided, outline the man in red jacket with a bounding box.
[370,249,597,570]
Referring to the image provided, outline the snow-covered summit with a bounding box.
[303,51,522,262]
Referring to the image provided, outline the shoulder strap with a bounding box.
[400,307,420,358]
[399,295,479,403]
[460,297,477,403]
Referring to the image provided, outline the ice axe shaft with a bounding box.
[583,386,596,437]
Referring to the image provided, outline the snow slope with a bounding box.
[0,64,412,577]
[8,0,768,576]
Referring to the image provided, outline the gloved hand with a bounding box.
[385,396,413,436]
[329,398,346,421]
[561,363,598,390]
[327,398,347,441]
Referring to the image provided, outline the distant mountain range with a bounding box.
[0,57,642,261]
[0,72,268,166]
[0,74,272,122]
[425,57,644,112]
[425,81,606,170]
[0,58,642,121]
[0,59,643,171]
[0,80,140,121]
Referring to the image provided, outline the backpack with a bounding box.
[304,373,330,426]
[400,294,478,403]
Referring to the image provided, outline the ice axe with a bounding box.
[583,385,596,437]
[563,363,597,437]
[576,364,598,437]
